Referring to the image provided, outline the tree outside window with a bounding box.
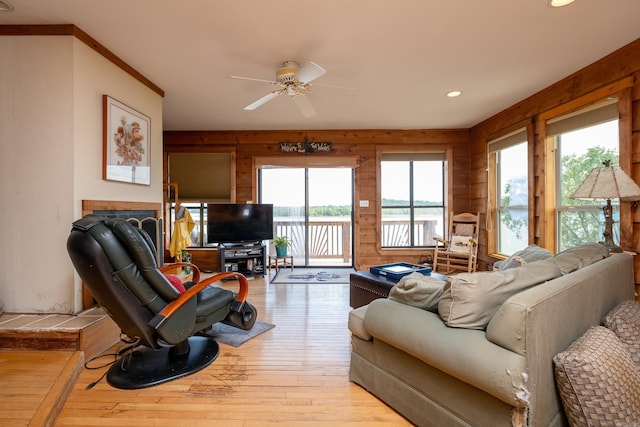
[556,143,618,251]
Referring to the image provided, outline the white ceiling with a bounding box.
[2,0,640,131]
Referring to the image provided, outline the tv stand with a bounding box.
[219,242,267,277]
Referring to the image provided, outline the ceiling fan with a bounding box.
[231,61,328,118]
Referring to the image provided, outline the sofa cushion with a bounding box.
[604,299,640,368]
[553,326,640,426]
[494,244,553,271]
[388,272,446,312]
[549,242,608,275]
[438,260,561,329]
[363,298,528,407]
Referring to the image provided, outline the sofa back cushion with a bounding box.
[438,260,561,330]
[493,244,553,271]
[553,326,640,426]
[548,242,608,275]
[388,272,446,312]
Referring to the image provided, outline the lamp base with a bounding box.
[601,240,623,254]
[602,201,622,254]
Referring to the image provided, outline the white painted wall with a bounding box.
[0,35,163,314]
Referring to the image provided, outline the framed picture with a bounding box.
[103,95,151,185]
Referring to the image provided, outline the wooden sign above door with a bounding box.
[280,136,331,154]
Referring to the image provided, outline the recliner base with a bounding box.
[106,336,220,389]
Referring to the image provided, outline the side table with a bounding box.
[268,255,294,273]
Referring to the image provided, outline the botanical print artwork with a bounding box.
[113,117,145,167]
[103,95,150,185]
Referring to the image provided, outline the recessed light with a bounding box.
[0,0,13,12]
[548,0,575,7]
[447,91,462,98]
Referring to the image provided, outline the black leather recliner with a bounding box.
[67,215,257,389]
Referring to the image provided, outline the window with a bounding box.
[380,154,445,248]
[169,203,211,248]
[167,151,235,250]
[488,130,529,255]
[549,100,619,252]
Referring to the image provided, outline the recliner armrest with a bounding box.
[150,271,250,329]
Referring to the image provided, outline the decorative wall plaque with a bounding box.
[279,136,331,154]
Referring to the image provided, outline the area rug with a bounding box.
[204,321,275,347]
[271,267,354,284]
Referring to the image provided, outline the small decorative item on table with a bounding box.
[273,236,291,257]
[181,250,192,274]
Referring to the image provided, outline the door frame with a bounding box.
[254,156,358,267]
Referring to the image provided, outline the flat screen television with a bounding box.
[207,203,274,244]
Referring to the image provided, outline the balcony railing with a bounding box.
[274,219,439,263]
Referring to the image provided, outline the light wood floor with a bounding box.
[4,275,411,426]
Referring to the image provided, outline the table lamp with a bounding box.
[571,160,640,253]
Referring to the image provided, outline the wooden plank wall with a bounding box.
[165,37,640,274]
[164,129,469,270]
[469,38,640,279]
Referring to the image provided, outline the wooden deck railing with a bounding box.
[274,219,439,262]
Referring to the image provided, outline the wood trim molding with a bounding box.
[82,199,162,217]
[539,77,633,122]
[0,24,164,97]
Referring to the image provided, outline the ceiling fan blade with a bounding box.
[293,93,316,118]
[296,61,327,84]
[230,75,278,84]
[244,91,281,110]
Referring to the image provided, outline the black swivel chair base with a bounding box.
[106,336,220,389]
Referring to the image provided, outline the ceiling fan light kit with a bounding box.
[548,0,575,7]
[232,60,328,118]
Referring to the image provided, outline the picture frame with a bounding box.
[103,95,151,185]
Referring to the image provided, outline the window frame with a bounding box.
[377,149,453,254]
[168,202,212,248]
[539,79,633,253]
[486,123,533,257]
[552,114,620,252]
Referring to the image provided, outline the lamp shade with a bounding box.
[571,161,640,202]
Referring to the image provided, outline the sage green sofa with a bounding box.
[349,248,635,426]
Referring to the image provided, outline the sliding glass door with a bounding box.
[261,167,353,267]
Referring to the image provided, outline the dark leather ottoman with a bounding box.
[349,271,401,308]
[349,269,445,308]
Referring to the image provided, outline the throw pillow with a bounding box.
[553,326,640,426]
[388,272,446,312]
[604,299,640,368]
[494,245,554,271]
[163,274,186,294]
[448,234,475,254]
[453,223,475,235]
[438,259,562,329]
[549,242,608,275]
